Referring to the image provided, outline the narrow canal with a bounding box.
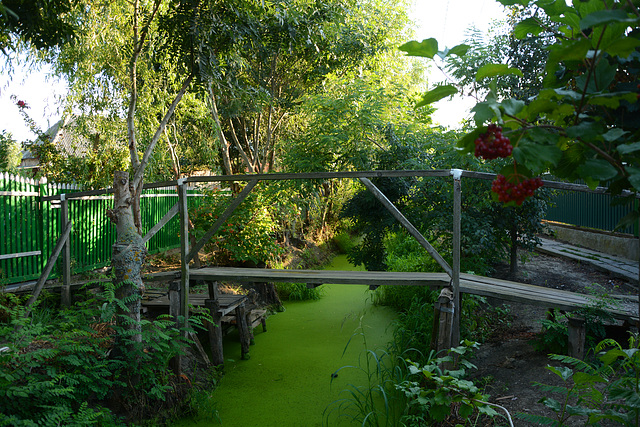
[175,255,396,426]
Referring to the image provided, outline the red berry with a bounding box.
[491,175,543,205]
[474,125,512,160]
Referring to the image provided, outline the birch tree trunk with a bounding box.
[108,171,146,344]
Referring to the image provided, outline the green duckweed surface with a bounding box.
[176,255,396,427]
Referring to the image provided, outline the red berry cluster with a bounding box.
[16,100,28,109]
[491,175,543,206]
[474,124,512,159]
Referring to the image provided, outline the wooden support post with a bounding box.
[451,169,462,346]
[436,287,454,353]
[169,281,182,375]
[205,298,224,366]
[24,221,72,319]
[178,180,190,335]
[246,310,256,345]
[61,194,71,307]
[236,303,251,360]
[568,316,586,360]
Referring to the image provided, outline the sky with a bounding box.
[411,0,508,127]
[0,0,508,142]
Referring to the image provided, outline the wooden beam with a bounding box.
[359,177,453,277]
[178,181,190,329]
[61,196,71,307]
[0,251,41,261]
[24,221,73,317]
[141,202,179,245]
[451,170,462,346]
[186,180,259,263]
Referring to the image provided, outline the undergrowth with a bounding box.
[519,333,640,426]
[0,282,220,426]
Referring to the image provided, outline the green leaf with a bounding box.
[580,9,637,30]
[604,37,640,58]
[514,141,562,172]
[501,98,525,116]
[594,59,618,92]
[587,92,638,109]
[603,128,628,143]
[399,38,438,58]
[497,0,529,6]
[548,38,591,63]
[470,102,497,126]
[416,85,458,107]
[625,166,640,191]
[457,128,484,153]
[513,17,544,39]
[476,64,523,81]
[577,159,618,181]
[447,43,470,57]
[566,121,603,141]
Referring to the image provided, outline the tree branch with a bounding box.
[132,72,194,188]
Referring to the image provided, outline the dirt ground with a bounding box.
[470,249,638,426]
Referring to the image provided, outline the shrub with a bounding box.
[275,282,323,301]
[519,334,640,426]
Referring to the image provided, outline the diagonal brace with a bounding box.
[142,202,179,245]
[186,180,259,263]
[359,177,453,277]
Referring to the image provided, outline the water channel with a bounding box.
[174,255,396,426]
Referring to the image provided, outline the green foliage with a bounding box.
[534,285,621,354]
[342,129,550,275]
[0,0,79,52]
[397,341,502,426]
[410,0,640,212]
[0,283,210,425]
[519,334,640,426]
[275,282,323,301]
[191,186,284,266]
[0,130,22,172]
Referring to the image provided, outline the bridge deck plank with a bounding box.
[141,267,638,322]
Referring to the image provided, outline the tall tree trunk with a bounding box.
[208,84,234,176]
[107,171,146,345]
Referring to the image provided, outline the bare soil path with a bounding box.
[471,249,637,426]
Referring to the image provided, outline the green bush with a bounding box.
[275,282,323,301]
[191,187,284,266]
[0,284,210,425]
[397,341,503,426]
[519,334,640,426]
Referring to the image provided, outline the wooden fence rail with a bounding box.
[0,172,201,286]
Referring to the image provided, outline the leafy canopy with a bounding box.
[404,0,640,219]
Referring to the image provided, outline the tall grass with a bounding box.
[323,323,412,426]
[275,282,323,300]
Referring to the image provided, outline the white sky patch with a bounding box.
[410,0,508,128]
[0,59,67,142]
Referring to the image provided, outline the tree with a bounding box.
[445,5,552,102]
[200,0,412,176]
[0,0,79,53]
[404,0,640,322]
[0,130,21,171]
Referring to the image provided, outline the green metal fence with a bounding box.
[545,189,638,235]
[0,173,201,286]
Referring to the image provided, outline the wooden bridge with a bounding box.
[17,169,640,366]
[144,266,638,323]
